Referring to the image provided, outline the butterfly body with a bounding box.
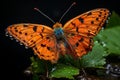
[53,23,64,41]
[6,8,110,63]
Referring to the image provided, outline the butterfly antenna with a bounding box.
[59,2,76,22]
[34,8,55,24]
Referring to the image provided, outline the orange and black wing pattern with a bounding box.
[6,23,59,63]
[63,8,110,57]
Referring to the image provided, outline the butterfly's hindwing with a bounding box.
[33,36,59,63]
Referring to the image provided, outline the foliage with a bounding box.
[95,26,120,55]
[95,11,120,55]
[106,11,120,28]
[79,41,108,68]
[49,64,79,79]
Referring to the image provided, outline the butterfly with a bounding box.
[6,6,110,63]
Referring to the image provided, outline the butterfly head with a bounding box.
[53,22,62,29]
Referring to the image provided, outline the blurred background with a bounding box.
[1,0,119,80]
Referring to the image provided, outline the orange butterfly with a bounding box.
[6,3,110,63]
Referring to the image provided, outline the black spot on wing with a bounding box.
[41,44,46,47]
[46,36,50,39]
[104,9,107,12]
[99,11,102,14]
[98,14,102,17]
[14,27,17,29]
[91,21,94,24]
[99,23,101,26]
[87,12,92,16]
[15,29,18,32]
[40,33,43,38]
[23,24,28,27]
[25,33,27,35]
[33,26,37,32]
[47,47,51,50]
[30,40,33,43]
[30,34,33,37]
[75,42,79,47]
[96,17,99,21]
[42,27,44,32]
[71,22,76,27]
[40,54,44,57]
[87,31,92,37]
[34,47,37,50]
[34,47,40,54]
[79,38,84,42]
[79,17,84,23]
[23,40,26,42]
[76,27,78,32]
[103,15,107,19]
[19,31,22,34]
[52,58,56,61]
[14,27,18,32]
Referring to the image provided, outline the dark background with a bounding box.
[1,0,119,80]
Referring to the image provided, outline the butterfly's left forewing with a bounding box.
[6,23,59,63]
[63,8,110,57]
[6,23,53,47]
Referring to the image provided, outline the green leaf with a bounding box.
[95,11,120,55]
[49,64,79,79]
[58,55,81,68]
[96,26,120,55]
[30,57,50,74]
[32,74,39,80]
[106,11,120,28]
[80,41,108,68]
